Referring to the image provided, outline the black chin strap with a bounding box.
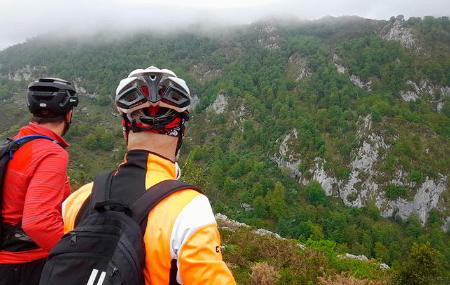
[122,112,188,156]
[61,119,70,136]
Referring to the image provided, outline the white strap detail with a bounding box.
[86,269,98,285]
[97,271,106,285]
[86,269,106,285]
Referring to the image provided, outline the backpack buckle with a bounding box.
[94,201,132,216]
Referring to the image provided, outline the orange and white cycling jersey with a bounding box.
[62,150,236,285]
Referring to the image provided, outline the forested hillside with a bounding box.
[0,15,449,284]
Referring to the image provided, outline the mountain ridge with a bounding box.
[0,15,449,283]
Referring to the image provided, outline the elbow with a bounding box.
[22,219,61,251]
[21,220,44,242]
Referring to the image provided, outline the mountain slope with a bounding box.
[0,15,449,282]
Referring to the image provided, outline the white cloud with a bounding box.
[0,0,449,50]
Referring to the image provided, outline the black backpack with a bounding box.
[0,135,58,251]
[39,171,201,285]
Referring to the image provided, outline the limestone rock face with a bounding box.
[272,129,302,182]
[287,54,311,81]
[442,217,450,232]
[255,23,280,50]
[349,75,372,91]
[191,64,223,83]
[312,158,338,196]
[378,175,448,225]
[6,65,47,82]
[273,114,448,226]
[231,104,250,132]
[333,54,347,74]
[333,54,372,91]
[190,93,200,110]
[74,78,97,99]
[399,80,450,112]
[207,93,228,114]
[380,16,418,50]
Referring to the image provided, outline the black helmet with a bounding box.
[27,78,78,117]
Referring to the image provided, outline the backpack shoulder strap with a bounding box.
[13,135,59,145]
[0,135,59,160]
[74,171,112,225]
[131,180,202,227]
[90,171,114,205]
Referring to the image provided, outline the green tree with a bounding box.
[265,182,287,221]
[394,242,446,285]
[305,181,327,206]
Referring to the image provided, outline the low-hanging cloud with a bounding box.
[0,0,449,50]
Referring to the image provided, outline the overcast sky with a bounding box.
[0,0,449,50]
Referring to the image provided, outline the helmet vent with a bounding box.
[29,86,59,92]
[122,90,138,102]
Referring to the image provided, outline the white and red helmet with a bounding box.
[115,66,191,136]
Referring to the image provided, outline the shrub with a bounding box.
[306,181,328,206]
[318,273,387,285]
[384,185,408,200]
[393,242,446,285]
[250,262,280,285]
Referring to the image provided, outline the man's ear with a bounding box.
[65,110,73,124]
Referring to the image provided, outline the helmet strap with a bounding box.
[122,112,188,156]
[61,110,73,136]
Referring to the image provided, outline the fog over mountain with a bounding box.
[1,0,449,50]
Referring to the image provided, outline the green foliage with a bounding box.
[0,79,24,100]
[385,184,408,200]
[393,242,447,285]
[81,127,115,151]
[305,181,328,206]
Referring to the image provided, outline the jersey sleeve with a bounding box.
[62,183,93,233]
[21,151,69,251]
[172,195,236,284]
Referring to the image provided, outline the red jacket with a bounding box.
[0,123,70,264]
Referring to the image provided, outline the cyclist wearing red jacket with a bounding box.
[0,78,78,285]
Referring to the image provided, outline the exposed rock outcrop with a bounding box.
[349,75,372,91]
[442,216,450,232]
[287,54,310,81]
[399,80,450,112]
[340,116,388,207]
[333,54,372,91]
[272,129,302,181]
[73,78,97,99]
[380,15,419,50]
[312,158,338,196]
[231,104,250,132]
[273,114,448,225]
[190,93,200,110]
[255,23,280,50]
[379,175,448,224]
[207,93,228,114]
[6,65,47,82]
[191,64,223,83]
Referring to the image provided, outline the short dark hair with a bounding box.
[31,115,65,124]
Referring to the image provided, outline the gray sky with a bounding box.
[0,0,449,50]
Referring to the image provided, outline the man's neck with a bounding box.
[36,122,64,137]
[127,131,177,161]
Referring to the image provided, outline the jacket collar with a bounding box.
[122,150,177,189]
[17,122,69,148]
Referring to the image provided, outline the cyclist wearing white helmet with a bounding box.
[60,67,236,284]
